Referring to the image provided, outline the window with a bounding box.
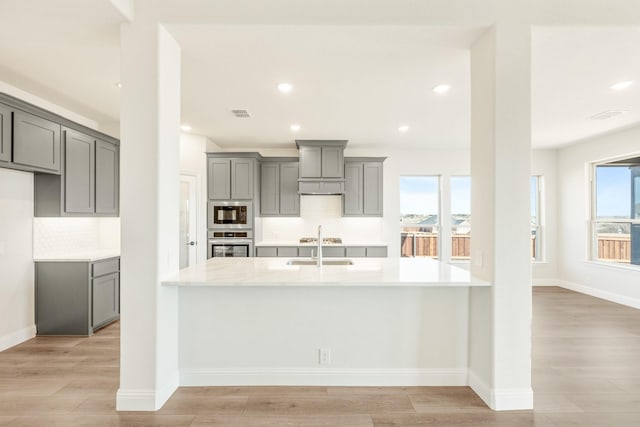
[592,157,640,266]
[400,176,440,258]
[531,176,542,261]
[451,176,471,260]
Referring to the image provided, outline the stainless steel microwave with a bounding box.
[208,201,253,229]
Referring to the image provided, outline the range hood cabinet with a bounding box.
[296,140,347,195]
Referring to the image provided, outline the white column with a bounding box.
[468,24,533,410]
[117,20,181,411]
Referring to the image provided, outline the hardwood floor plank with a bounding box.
[156,396,248,415]
[371,411,557,426]
[191,414,374,426]
[172,385,328,398]
[407,387,487,412]
[243,394,414,416]
[545,412,640,427]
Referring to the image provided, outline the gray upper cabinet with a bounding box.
[64,129,95,214]
[207,154,259,201]
[296,140,347,179]
[343,158,385,217]
[0,103,11,163]
[260,159,300,216]
[280,162,300,215]
[12,110,61,174]
[260,162,279,215]
[321,146,344,178]
[95,140,119,215]
[35,129,119,217]
[231,158,254,199]
[299,145,322,178]
[208,158,231,199]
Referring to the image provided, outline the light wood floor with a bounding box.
[1,287,639,426]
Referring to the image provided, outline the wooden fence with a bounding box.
[597,234,630,263]
[401,232,537,259]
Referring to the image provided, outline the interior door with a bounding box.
[179,175,198,269]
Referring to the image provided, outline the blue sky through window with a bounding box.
[399,176,439,215]
[451,177,471,215]
[596,166,630,218]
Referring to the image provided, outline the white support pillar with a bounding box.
[468,24,533,410]
[116,19,181,411]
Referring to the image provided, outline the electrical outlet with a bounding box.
[319,348,331,365]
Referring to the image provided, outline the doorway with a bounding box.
[179,174,198,269]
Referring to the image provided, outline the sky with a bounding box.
[596,166,631,218]
[400,176,534,217]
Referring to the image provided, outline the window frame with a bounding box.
[590,156,640,267]
[531,175,543,262]
[399,175,442,259]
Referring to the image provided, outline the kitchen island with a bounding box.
[163,257,490,388]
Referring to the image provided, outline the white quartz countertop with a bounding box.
[163,257,489,288]
[34,250,120,262]
[255,241,388,247]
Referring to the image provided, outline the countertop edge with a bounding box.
[162,281,490,288]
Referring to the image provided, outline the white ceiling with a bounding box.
[0,1,638,150]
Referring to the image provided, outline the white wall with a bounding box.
[557,125,640,308]
[0,169,35,351]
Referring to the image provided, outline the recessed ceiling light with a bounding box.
[398,125,410,133]
[609,80,635,91]
[278,83,293,94]
[115,82,122,89]
[432,84,451,94]
[290,124,301,132]
[180,124,192,132]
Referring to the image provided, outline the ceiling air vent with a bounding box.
[231,109,251,118]
[588,110,627,120]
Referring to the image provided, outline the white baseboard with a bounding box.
[557,280,640,309]
[0,325,36,352]
[180,367,468,387]
[116,389,158,411]
[468,370,533,410]
[532,278,562,286]
[116,376,178,411]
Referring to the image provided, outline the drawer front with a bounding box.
[321,181,344,193]
[298,181,321,193]
[256,247,277,257]
[92,258,120,277]
[366,246,388,257]
[345,247,367,257]
[277,247,298,257]
[322,246,346,257]
[298,247,314,258]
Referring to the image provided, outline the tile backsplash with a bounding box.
[33,217,120,257]
[258,195,385,243]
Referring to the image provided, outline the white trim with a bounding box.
[557,279,640,309]
[0,325,36,352]
[180,367,468,387]
[532,278,561,286]
[116,389,158,411]
[468,370,533,410]
[155,375,179,409]
[468,369,493,408]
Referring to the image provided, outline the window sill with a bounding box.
[585,260,640,272]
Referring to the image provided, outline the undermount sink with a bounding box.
[286,259,354,266]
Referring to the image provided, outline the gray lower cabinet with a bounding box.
[207,155,257,200]
[12,110,61,174]
[260,159,300,216]
[34,129,119,217]
[256,245,387,257]
[343,158,385,216]
[35,257,120,335]
[0,103,11,163]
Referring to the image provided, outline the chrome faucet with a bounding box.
[317,224,323,267]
